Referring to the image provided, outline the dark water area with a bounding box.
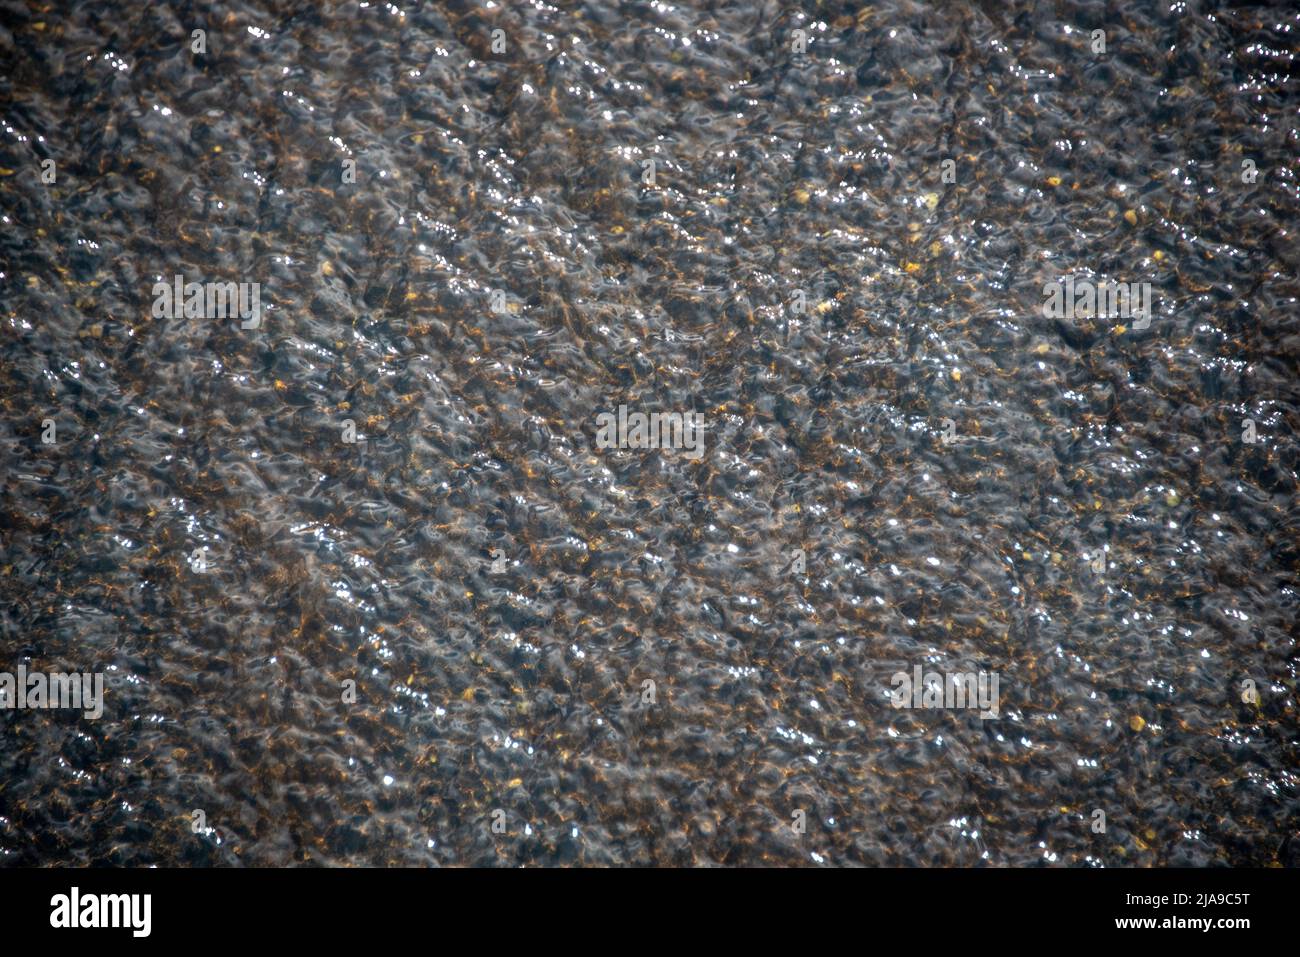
[0,0,1297,866]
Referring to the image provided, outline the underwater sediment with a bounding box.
[0,0,1297,866]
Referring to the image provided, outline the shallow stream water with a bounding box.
[1,0,1297,865]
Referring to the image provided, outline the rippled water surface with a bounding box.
[1,0,1298,866]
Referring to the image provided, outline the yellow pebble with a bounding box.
[1046,176,1062,187]
[1130,715,1146,732]
[1124,209,1137,226]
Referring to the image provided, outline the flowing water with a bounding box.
[0,0,1297,866]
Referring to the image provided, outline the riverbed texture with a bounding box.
[1,0,1297,866]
